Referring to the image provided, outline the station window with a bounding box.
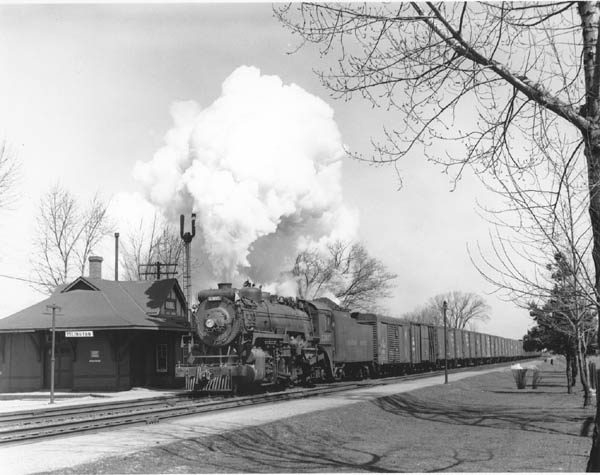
[156,344,168,373]
[165,299,177,315]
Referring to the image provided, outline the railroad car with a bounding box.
[452,329,461,365]
[482,334,491,363]
[462,330,472,364]
[351,313,411,375]
[435,326,457,368]
[490,335,498,362]
[415,323,437,370]
[349,311,533,377]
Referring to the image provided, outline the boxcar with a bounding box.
[352,313,412,375]
[448,329,456,364]
[454,329,464,363]
[473,332,480,362]
[351,312,529,376]
[491,336,499,361]
[435,326,456,368]
[482,334,491,363]
[466,332,475,363]
[459,329,470,364]
[415,323,436,369]
[409,323,422,368]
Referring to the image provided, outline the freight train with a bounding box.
[175,283,531,393]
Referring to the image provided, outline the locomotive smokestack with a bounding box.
[217,283,232,290]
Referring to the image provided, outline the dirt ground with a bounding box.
[49,358,594,473]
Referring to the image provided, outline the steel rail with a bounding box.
[0,394,193,425]
[0,383,363,444]
[0,359,535,445]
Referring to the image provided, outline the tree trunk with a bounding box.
[578,1,600,466]
[585,129,600,469]
[582,31,600,459]
[567,353,573,394]
[585,134,600,469]
[577,331,592,407]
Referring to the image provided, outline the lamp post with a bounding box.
[45,304,61,404]
[443,300,448,384]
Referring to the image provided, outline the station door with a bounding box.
[44,343,74,389]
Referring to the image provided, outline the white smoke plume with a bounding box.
[134,66,358,291]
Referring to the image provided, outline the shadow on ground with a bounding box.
[52,360,592,474]
[159,424,397,473]
[371,392,583,437]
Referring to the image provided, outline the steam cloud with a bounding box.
[134,66,358,290]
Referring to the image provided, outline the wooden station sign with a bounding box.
[65,331,94,338]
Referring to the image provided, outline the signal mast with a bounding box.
[180,213,196,324]
[180,213,196,359]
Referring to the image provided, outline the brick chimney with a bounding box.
[88,256,103,279]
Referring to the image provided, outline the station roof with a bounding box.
[0,277,191,333]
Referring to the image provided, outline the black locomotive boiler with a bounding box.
[176,283,373,393]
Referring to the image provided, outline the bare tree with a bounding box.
[293,240,397,311]
[32,184,111,293]
[404,291,490,330]
[276,3,600,464]
[529,251,597,403]
[433,292,490,330]
[470,129,598,403]
[402,304,442,326]
[120,213,184,282]
[472,127,594,308]
[0,139,19,209]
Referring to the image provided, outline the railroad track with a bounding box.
[0,360,530,445]
[0,382,365,445]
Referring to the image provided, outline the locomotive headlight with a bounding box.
[205,318,216,329]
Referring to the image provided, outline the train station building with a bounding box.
[0,257,190,393]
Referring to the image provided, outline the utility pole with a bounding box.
[45,304,62,404]
[114,232,119,281]
[443,300,448,384]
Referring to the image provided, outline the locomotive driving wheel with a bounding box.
[333,365,345,381]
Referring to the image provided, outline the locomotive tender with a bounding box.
[176,283,529,393]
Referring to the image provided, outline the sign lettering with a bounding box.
[66,331,94,338]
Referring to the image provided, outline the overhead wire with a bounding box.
[0,273,46,285]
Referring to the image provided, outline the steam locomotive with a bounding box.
[175,283,529,393]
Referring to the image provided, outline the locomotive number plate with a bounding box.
[208,296,222,302]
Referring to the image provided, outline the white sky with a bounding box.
[0,3,532,338]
